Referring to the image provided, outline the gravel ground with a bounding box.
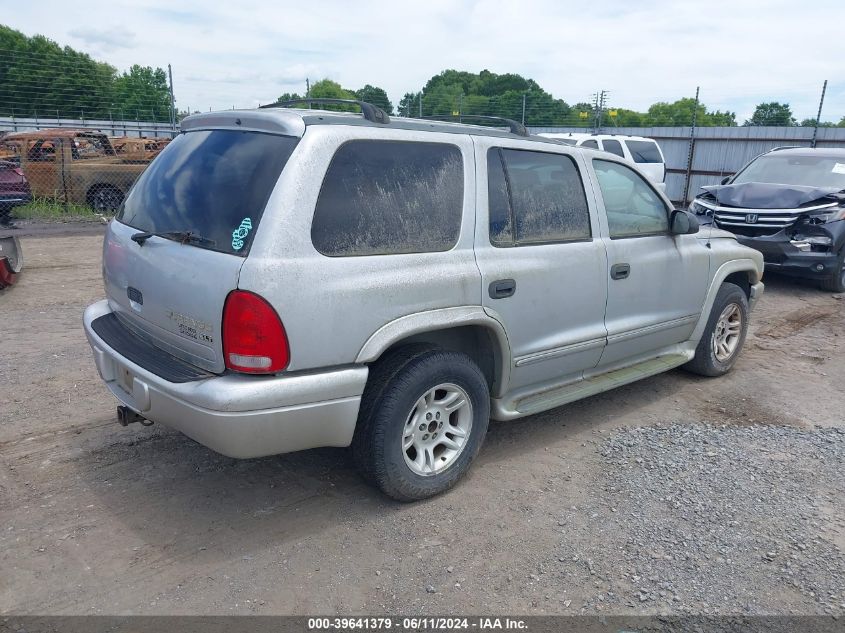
[565,424,845,615]
[1,234,844,617]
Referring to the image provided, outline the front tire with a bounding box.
[352,346,490,501]
[820,248,845,293]
[683,282,749,377]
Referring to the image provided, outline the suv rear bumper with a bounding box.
[83,300,367,458]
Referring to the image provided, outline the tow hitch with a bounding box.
[117,405,153,427]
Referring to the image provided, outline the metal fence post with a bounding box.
[681,86,700,206]
[811,79,827,149]
[168,63,176,135]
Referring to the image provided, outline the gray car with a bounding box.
[83,101,764,501]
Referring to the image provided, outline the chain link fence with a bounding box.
[0,42,177,224]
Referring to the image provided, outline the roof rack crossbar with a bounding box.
[260,98,390,125]
[420,114,529,137]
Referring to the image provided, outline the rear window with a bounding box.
[488,148,591,246]
[311,140,463,257]
[601,139,625,157]
[118,130,297,256]
[626,140,662,163]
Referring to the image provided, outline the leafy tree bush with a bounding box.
[0,25,171,121]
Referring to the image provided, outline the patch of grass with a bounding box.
[11,197,110,222]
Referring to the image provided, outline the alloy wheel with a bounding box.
[712,303,743,362]
[402,383,473,476]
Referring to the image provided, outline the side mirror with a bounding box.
[720,176,731,185]
[670,209,700,235]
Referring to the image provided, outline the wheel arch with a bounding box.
[355,307,512,397]
[690,259,760,342]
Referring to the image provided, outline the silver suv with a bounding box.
[84,100,764,501]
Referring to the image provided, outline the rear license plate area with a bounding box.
[116,364,134,395]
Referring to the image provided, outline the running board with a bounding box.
[508,352,693,418]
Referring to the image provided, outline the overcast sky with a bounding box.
[4,0,844,122]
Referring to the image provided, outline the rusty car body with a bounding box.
[4,129,157,211]
[109,136,171,162]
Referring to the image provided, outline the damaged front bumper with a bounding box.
[731,222,845,279]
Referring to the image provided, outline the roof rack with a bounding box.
[768,145,803,152]
[260,98,391,125]
[420,114,529,137]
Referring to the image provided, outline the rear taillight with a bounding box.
[222,290,289,374]
[13,168,23,177]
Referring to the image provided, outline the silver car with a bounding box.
[84,101,764,501]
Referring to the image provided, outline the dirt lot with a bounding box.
[1,233,844,616]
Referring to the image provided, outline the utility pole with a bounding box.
[592,90,607,133]
[682,86,700,206]
[167,63,176,133]
[419,92,423,118]
[522,93,526,125]
[812,79,827,149]
[306,78,310,97]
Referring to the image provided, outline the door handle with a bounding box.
[489,278,516,299]
[610,263,630,280]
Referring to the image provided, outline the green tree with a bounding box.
[744,102,795,126]
[800,118,834,127]
[354,84,393,114]
[276,91,303,106]
[642,98,736,127]
[0,25,118,119]
[398,92,419,117]
[570,103,594,128]
[112,65,171,121]
[307,79,357,111]
[0,25,172,121]
[408,70,573,126]
[608,108,645,127]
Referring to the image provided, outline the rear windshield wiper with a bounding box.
[131,230,216,247]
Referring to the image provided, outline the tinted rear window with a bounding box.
[626,140,662,163]
[312,140,463,257]
[118,130,297,256]
[601,139,625,157]
[488,148,591,246]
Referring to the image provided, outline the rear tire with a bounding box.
[351,345,490,501]
[683,282,749,377]
[820,248,845,293]
[87,185,124,213]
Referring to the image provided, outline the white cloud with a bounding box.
[7,0,845,121]
[68,25,136,52]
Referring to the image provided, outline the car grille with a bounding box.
[714,209,802,232]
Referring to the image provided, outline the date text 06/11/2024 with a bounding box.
[307,617,528,630]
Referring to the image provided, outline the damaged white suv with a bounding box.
[84,100,764,500]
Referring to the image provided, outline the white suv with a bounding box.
[539,133,667,189]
